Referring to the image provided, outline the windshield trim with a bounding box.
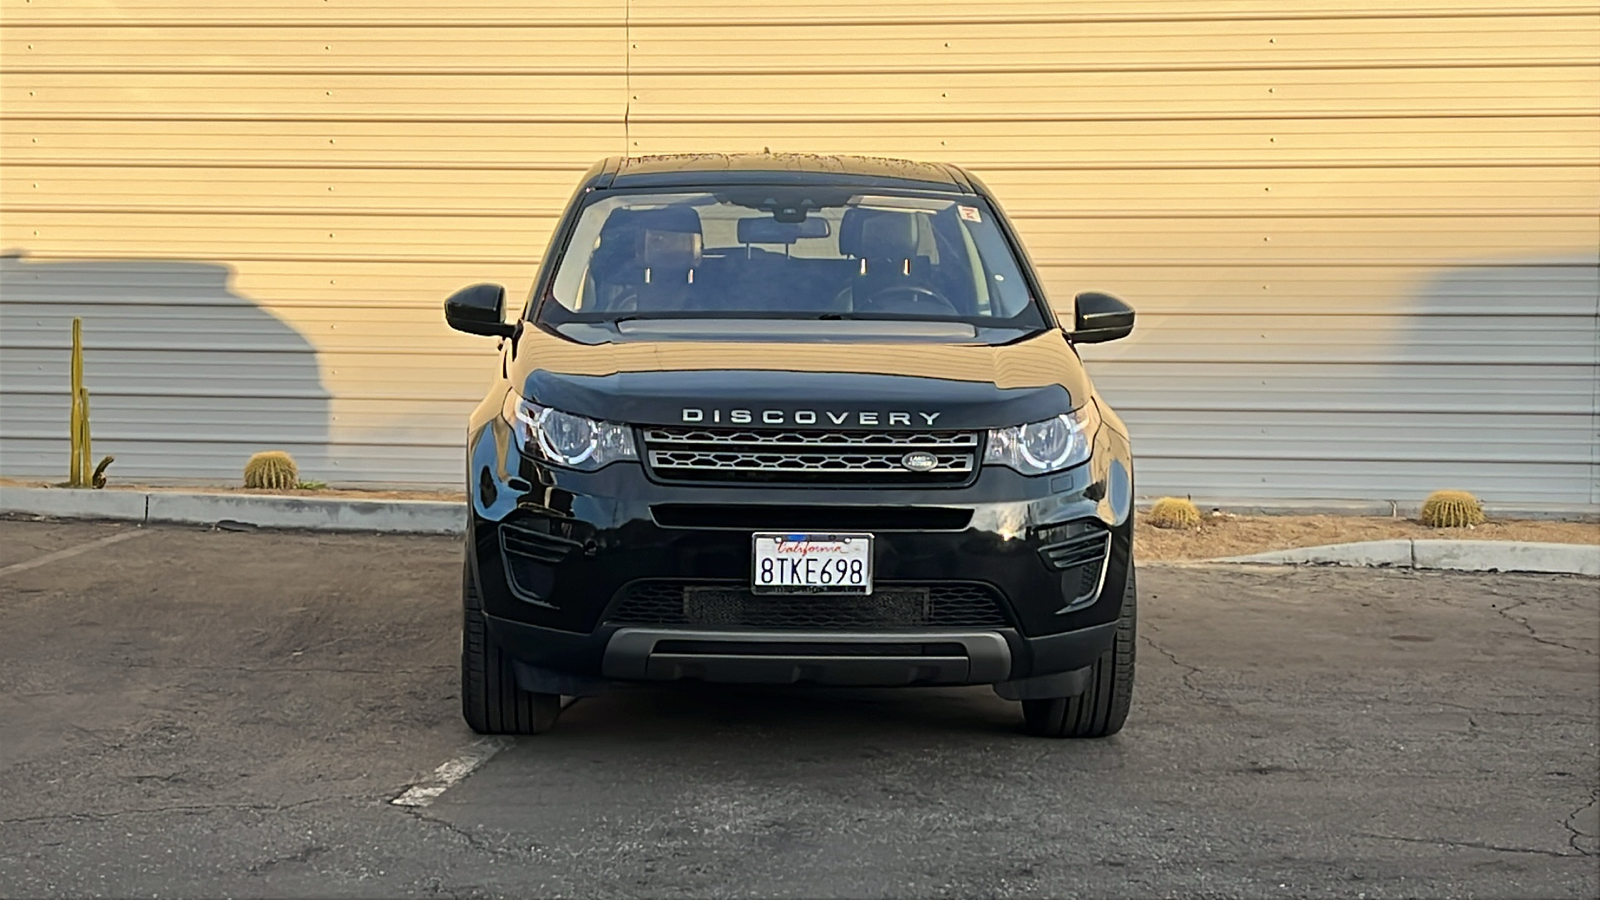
[530,184,1050,332]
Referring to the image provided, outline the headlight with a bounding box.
[984,402,1101,475]
[500,391,637,470]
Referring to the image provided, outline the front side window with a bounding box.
[541,188,1042,326]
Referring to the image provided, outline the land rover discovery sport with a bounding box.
[444,153,1138,738]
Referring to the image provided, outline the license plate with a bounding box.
[751,533,873,595]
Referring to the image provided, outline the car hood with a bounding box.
[507,326,1093,430]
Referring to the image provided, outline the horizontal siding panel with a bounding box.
[0,121,623,166]
[3,26,623,71]
[1128,410,1592,463]
[627,67,1600,117]
[1,395,338,442]
[1,259,538,309]
[972,168,1600,212]
[7,17,1595,70]
[2,74,626,117]
[0,0,623,23]
[1130,457,1595,506]
[1091,364,1600,415]
[9,211,1595,267]
[15,211,553,259]
[7,0,1594,23]
[628,20,1600,71]
[1,1,1595,502]
[1,393,473,438]
[1085,325,1595,366]
[1,319,484,358]
[19,71,1589,122]
[4,167,586,213]
[1048,264,1600,316]
[1011,217,1599,265]
[622,1,1600,20]
[628,116,1600,167]
[1,347,488,403]
[8,166,1598,215]
[0,351,330,401]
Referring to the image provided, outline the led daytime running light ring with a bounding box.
[1017,414,1077,470]
[533,406,599,466]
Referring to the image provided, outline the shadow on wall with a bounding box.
[1079,254,1599,508]
[0,255,331,484]
[1398,257,1599,508]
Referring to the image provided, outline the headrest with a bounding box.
[838,209,919,259]
[594,206,703,272]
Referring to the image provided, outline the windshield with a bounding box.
[540,189,1043,327]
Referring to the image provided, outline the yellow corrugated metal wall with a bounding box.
[3,0,1598,503]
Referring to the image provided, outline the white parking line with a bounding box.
[391,737,512,808]
[0,528,145,577]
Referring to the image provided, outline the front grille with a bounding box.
[640,426,979,485]
[607,581,1010,629]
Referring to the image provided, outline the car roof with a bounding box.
[593,153,976,193]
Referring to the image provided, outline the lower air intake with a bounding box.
[607,581,1009,630]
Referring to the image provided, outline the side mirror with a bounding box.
[1068,291,1134,344]
[444,283,514,337]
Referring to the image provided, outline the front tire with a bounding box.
[461,558,561,735]
[1021,566,1136,738]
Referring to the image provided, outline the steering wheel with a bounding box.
[857,284,959,315]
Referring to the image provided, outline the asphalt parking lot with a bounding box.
[0,519,1595,899]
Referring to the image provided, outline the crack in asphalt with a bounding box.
[1424,699,1559,719]
[1362,832,1583,859]
[246,842,329,874]
[1562,791,1599,857]
[396,805,531,862]
[0,795,356,827]
[1137,630,1232,708]
[1490,599,1594,656]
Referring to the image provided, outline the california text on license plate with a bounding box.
[751,533,873,595]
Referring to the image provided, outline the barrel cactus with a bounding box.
[243,451,299,491]
[1147,496,1201,530]
[1420,490,1485,528]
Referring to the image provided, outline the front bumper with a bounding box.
[466,415,1134,692]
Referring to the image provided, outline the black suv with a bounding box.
[444,154,1138,738]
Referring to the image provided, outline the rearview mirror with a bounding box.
[1069,291,1134,344]
[444,283,514,337]
[737,216,831,244]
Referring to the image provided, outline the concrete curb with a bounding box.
[1,486,465,534]
[5,486,1595,574]
[0,486,150,522]
[1214,539,1598,577]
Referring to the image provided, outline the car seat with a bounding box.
[837,208,939,313]
[590,207,703,312]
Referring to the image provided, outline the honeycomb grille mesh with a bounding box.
[607,581,1010,629]
[640,426,979,484]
